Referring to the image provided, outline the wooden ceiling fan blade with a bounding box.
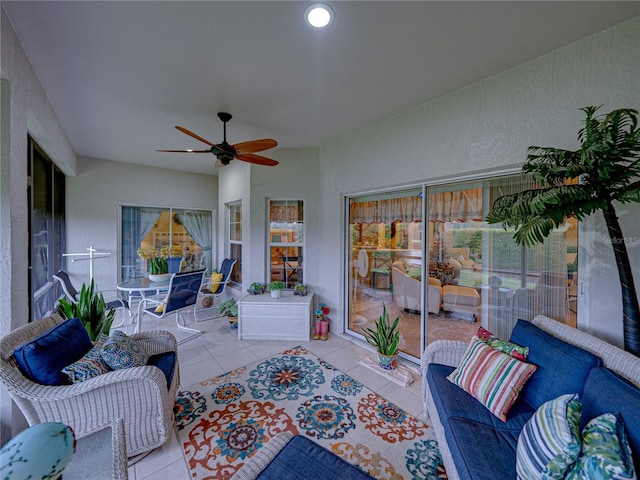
[175,126,216,147]
[233,139,278,155]
[156,149,211,153]
[236,153,279,166]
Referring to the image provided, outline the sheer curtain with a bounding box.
[121,207,162,280]
[140,208,163,241]
[176,211,212,273]
[426,175,573,340]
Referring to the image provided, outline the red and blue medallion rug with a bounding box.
[175,346,447,479]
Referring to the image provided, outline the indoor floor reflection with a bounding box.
[351,289,477,359]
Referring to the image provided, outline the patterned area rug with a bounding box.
[174,346,447,479]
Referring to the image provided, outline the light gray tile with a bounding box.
[134,433,186,479]
[179,358,225,387]
[214,347,259,373]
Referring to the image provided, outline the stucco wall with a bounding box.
[217,148,320,297]
[319,16,640,346]
[65,156,217,292]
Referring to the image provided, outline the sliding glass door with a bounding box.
[345,174,578,363]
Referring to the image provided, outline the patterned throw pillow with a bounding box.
[62,336,111,383]
[477,327,529,361]
[565,413,636,480]
[447,337,537,422]
[516,393,582,480]
[100,331,148,370]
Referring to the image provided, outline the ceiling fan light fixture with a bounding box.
[305,3,334,29]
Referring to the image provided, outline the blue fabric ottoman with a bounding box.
[237,434,375,480]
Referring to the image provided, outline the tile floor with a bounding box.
[126,313,428,480]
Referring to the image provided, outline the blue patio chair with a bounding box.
[195,259,237,318]
[137,269,205,343]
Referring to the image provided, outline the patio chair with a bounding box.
[137,269,205,343]
[53,270,128,327]
[195,258,237,317]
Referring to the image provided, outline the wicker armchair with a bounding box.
[0,314,180,461]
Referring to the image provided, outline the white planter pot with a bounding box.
[271,290,282,299]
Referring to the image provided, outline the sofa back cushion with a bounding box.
[580,367,640,473]
[13,317,92,385]
[509,319,602,410]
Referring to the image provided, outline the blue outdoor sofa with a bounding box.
[422,314,640,480]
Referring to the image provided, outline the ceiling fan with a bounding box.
[157,112,278,168]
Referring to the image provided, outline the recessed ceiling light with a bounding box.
[305,3,334,29]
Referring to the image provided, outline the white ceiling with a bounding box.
[3,1,638,175]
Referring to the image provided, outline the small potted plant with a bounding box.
[248,282,265,295]
[360,303,400,370]
[294,283,307,296]
[268,281,286,299]
[218,298,239,329]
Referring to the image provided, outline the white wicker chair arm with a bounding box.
[421,339,469,415]
[421,339,469,369]
[14,364,168,403]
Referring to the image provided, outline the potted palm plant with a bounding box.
[57,280,115,341]
[268,281,286,299]
[486,106,640,356]
[361,303,401,370]
[218,298,239,329]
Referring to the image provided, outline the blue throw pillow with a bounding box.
[13,318,92,385]
[100,331,148,370]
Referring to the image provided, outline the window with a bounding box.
[228,202,242,285]
[268,200,304,288]
[28,137,65,320]
[120,206,212,280]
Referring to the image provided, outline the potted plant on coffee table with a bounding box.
[361,303,401,370]
[268,281,286,299]
[218,298,239,329]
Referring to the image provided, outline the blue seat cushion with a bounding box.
[255,435,375,480]
[445,416,520,480]
[580,367,640,473]
[147,351,176,390]
[509,319,601,409]
[14,318,92,386]
[427,363,535,430]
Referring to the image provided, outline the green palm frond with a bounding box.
[487,106,640,246]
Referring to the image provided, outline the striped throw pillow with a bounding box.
[516,393,582,480]
[447,337,537,422]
